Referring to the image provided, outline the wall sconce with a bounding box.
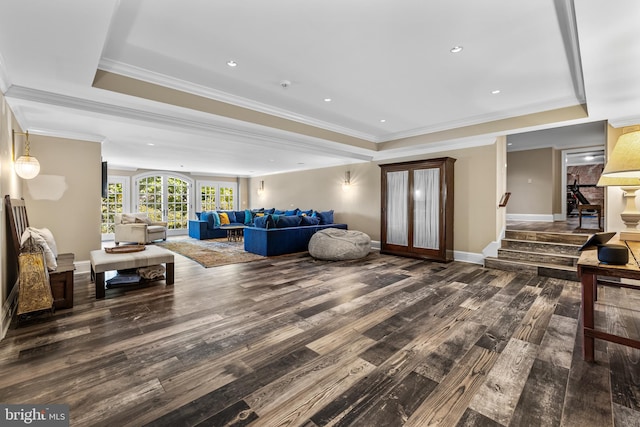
[342,171,351,191]
[257,180,265,195]
[12,130,41,179]
[597,128,640,241]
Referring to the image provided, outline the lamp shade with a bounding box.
[596,175,640,187]
[601,130,640,178]
[14,155,40,179]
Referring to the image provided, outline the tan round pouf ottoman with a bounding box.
[308,228,371,260]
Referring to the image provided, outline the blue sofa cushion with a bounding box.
[277,215,302,228]
[274,209,285,215]
[298,209,313,216]
[234,210,246,224]
[315,210,334,225]
[254,216,268,228]
[285,208,299,216]
[300,215,320,226]
[220,210,237,223]
[264,208,276,214]
[254,214,276,229]
[201,210,220,228]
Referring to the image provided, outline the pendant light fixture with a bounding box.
[12,130,41,179]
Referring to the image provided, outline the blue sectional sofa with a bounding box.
[190,207,346,256]
[245,222,348,256]
[188,210,253,239]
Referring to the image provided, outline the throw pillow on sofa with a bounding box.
[254,214,276,229]
[315,210,334,225]
[220,210,237,223]
[300,215,320,226]
[244,209,253,225]
[201,211,220,228]
[234,210,246,224]
[277,215,302,228]
[285,208,299,216]
[219,212,230,225]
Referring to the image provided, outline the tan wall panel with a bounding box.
[23,136,102,261]
[250,142,499,255]
[507,148,553,215]
[249,162,381,241]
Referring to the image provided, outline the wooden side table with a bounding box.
[576,238,640,361]
[578,204,603,230]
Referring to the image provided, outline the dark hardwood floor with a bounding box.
[1,242,638,426]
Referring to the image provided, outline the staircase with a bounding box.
[484,230,591,281]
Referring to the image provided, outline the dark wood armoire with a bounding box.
[380,157,455,262]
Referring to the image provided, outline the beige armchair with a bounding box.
[114,213,167,245]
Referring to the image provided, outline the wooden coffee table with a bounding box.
[90,245,175,299]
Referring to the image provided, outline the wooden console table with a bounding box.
[576,238,640,361]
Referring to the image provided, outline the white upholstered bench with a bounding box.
[90,245,175,299]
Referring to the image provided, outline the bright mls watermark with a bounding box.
[1,405,69,426]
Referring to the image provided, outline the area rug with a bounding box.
[157,238,264,268]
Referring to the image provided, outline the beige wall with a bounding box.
[0,95,24,337]
[250,141,501,256]
[249,162,381,241]
[507,148,554,215]
[23,135,102,261]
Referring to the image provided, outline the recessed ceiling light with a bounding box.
[147,143,155,146]
[491,89,501,94]
[380,119,386,123]
[507,142,513,146]
[324,98,332,102]
[227,60,237,67]
[450,46,463,53]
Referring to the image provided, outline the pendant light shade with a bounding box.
[12,130,41,179]
[15,155,41,179]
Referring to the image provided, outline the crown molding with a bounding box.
[377,96,583,142]
[4,85,374,162]
[555,0,587,104]
[373,135,497,162]
[98,58,377,142]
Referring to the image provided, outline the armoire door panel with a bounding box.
[385,170,409,246]
[380,157,455,262]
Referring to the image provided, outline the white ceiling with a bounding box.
[1,0,639,176]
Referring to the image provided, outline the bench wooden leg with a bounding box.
[95,272,106,299]
[166,262,175,285]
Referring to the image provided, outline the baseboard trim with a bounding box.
[482,241,500,258]
[454,250,484,265]
[506,214,554,222]
[75,260,91,274]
